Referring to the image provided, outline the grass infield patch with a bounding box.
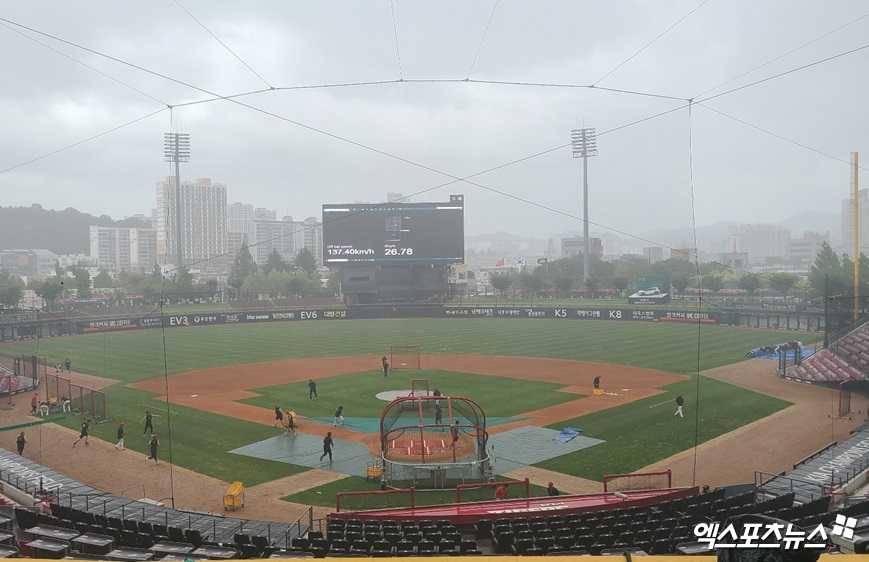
[239,369,577,419]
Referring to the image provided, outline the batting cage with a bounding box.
[380,394,492,490]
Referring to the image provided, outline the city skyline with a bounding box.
[0,1,866,251]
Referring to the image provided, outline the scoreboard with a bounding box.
[322,196,464,264]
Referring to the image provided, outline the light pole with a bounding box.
[164,133,190,270]
[572,128,598,280]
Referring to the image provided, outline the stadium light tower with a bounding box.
[572,128,598,279]
[164,133,191,270]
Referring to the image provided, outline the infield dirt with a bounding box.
[0,356,860,523]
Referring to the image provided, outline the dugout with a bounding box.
[380,394,492,490]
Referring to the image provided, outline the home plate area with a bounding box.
[390,438,447,456]
[229,425,604,478]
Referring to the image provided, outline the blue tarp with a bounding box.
[554,427,582,443]
[747,345,815,361]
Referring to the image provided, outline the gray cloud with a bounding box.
[1,0,866,249]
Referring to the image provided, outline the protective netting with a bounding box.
[603,470,672,492]
[390,345,421,370]
[380,395,491,489]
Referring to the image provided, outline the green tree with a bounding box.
[34,278,64,309]
[584,276,601,299]
[294,248,318,275]
[93,269,113,289]
[490,272,513,296]
[518,270,545,298]
[228,247,258,297]
[737,274,763,295]
[670,272,691,298]
[263,249,289,275]
[70,266,92,300]
[808,241,848,297]
[611,274,629,298]
[765,271,799,298]
[0,269,25,307]
[553,274,574,298]
[702,274,724,294]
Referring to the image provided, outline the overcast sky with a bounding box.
[1,0,866,250]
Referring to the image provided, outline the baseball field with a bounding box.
[0,316,854,516]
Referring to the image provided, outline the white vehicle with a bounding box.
[636,287,661,296]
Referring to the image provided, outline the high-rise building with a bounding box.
[247,216,296,266]
[560,237,603,259]
[788,232,830,268]
[155,177,227,270]
[294,217,324,267]
[643,246,665,265]
[89,226,157,272]
[727,224,790,265]
[227,203,275,233]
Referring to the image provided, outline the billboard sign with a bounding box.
[322,197,464,264]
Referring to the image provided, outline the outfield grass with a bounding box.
[0,319,806,490]
[538,376,791,480]
[240,369,577,419]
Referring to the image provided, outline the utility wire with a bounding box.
[697,103,869,173]
[694,11,869,99]
[593,0,712,86]
[390,0,403,80]
[172,0,273,89]
[697,41,869,104]
[0,108,168,175]
[0,21,169,107]
[466,0,499,80]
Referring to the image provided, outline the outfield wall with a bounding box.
[0,304,823,341]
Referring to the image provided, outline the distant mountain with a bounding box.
[0,205,150,255]
[780,211,839,240]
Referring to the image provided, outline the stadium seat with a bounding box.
[120,530,138,548]
[136,532,154,549]
[239,543,261,559]
[370,540,392,557]
[328,538,349,554]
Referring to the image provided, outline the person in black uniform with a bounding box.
[116,422,126,450]
[308,379,318,400]
[146,434,160,463]
[674,392,686,418]
[434,403,443,426]
[16,432,26,456]
[141,411,155,436]
[333,406,344,427]
[320,431,334,462]
[593,375,601,390]
[547,482,560,496]
[381,356,389,378]
[273,404,284,427]
[448,421,461,449]
[73,420,90,447]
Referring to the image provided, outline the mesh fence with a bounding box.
[45,373,72,404]
[603,470,672,492]
[380,395,490,489]
[839,381,851,418]
[390,345,420,370]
